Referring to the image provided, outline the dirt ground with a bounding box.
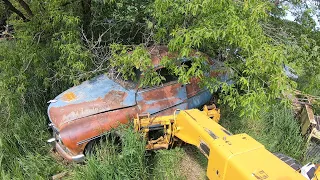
[179,145,207,180]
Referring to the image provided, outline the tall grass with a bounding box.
[0,109,185,180]
[72,124,186,180]
[73,125,149,179]
[0,108,64,179]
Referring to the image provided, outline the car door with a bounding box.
[178,60,213,109]
[186,77,212,109]
[137,67,188,115]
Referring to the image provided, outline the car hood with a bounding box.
[48,74,136,129]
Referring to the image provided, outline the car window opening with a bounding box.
[157,67,178,84]
[181,60,193,69]
[114,68,141,90]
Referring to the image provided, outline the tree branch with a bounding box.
[2,0,29,21]
[81,0,92,35]
[61,0,79,7]
[17,0,33,17]
[0,8,9,28]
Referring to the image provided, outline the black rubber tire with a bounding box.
[273,152,302,171]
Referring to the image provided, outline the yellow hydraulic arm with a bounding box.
[134,105,318,180]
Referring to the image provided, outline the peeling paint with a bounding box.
[48,74,136,127]
[137,83,187,114]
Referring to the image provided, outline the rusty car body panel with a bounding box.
[47,46,227,161]
[137,82,188,115]
[48,74,136,129]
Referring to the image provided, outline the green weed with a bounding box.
[72,124,187,180]
[0,109,64,179]
[73,125,149,180]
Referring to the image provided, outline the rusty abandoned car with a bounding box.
[47,46,227,162]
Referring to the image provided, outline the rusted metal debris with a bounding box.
[291,90,319,137]
[289,90,317,115]
[0,25,14,40]
[292,90,320,162]
[47,45,228,161]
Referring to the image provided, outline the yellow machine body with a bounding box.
[134,106,310,180]
[314,166,320,180]
[174,109,305,180]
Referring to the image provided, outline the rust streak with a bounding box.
[141,83,181,101]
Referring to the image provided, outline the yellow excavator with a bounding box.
[134,105,320,180]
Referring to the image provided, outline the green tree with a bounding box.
[1,0,320,178]
[146,0,295,117]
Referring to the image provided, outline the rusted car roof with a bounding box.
[147,46,170,68]
[146,46,208,68]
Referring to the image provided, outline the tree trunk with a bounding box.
[17,0,33,17]
[2,0,29,21]
[81,0,92,36]
[0,16,7,32]
[0,8,8,27]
